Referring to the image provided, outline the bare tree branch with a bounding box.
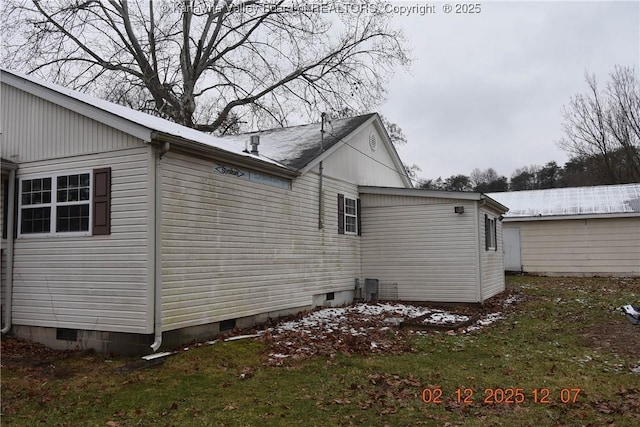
[2,0,410,134]
[558,66,640,183]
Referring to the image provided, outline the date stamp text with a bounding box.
[421,387,581,405]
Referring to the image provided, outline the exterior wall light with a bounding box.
[454,206,465,214]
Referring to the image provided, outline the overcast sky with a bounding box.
[380,1,640,182]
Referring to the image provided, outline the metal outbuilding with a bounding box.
[488,184,640,277]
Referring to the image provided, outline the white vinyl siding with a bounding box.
[319,123,408,188]
[9,148,152,333]
[161,150,361,331]
[361,194,480,303]
[479,206,505,300]
[0,83,142,162]
[504,217,640,276]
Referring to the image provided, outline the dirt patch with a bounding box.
[582,318,639,358]
[256,288,524,366]
[0,336,77,378]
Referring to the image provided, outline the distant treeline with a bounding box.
[418,148,640,193]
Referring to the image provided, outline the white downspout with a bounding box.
[150,141,170,352]
[1,168,16,334]
[318,112,327,229]
[476,199,487,303]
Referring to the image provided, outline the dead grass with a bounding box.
[2,276,639,426]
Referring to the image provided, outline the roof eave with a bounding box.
[480,194,509,214]
[1,158,18,172]
[503,212,640,222]
[153,132,299,179]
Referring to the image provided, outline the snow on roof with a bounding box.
[1,69,285,168]
[220,113,376,170]
[487,183,640,218]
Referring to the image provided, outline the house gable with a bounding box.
[0,82,147,163]
[312,116,411,188]
[219,113,412,188]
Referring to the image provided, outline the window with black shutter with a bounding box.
[485,214,496,250]
[338,193,360,235]
[16,167,111,237]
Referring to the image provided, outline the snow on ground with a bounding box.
[255,300,511,365]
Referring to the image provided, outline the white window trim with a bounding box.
[344,196,358,235]
[18,171,93,238]
[487,217,497,250]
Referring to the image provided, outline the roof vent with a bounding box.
[250,135,260,156]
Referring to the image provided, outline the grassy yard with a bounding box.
[2,276,639,426]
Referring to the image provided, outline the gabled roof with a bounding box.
[0,69,291,174]
[220,113,412,187]
[221,113,376,170]
[487,183,640,220]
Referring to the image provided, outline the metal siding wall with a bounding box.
[1,84,141,162]
[361,194,479,303]
[479,206,506,300]
[10,147,151,333]
[511,217,640,276]
[160,150,361,331]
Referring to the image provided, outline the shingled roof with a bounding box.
[220,113,377,171]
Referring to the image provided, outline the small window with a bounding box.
[344,197,358,234]
[19,172,92,237]
[485,215,497,250]
[338,194,361,236]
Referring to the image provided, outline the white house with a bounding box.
[1,69,507,354]
[488,184,640,277]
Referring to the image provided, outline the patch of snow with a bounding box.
[269,353,289,359]
[383,317,404,326]
[141,351,175,361]
[224,333,262,341]
[504,294,521,305]
[423,312,470,325]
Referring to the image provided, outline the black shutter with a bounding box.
[494,218,498,252]
[356,198,362,236]
[13,178,18,238]
[93,168,111,235]
[338,193,344,234]
[2,178,8,239]
[484,214,489,251]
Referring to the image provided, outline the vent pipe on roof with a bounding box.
[250,135,259,155]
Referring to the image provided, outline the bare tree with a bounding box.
[2,0,410,133]
[510,164,540,191]
[558,66,640,183]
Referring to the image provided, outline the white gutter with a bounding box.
[150,141,170,351]
[2,168,16,334]
[503,212,640,222]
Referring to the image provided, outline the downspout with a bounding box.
[318,162,324,229]
[318,113,326,229]
[476,198,487,303]
[1,168,16,334]
[151,141,170,352]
